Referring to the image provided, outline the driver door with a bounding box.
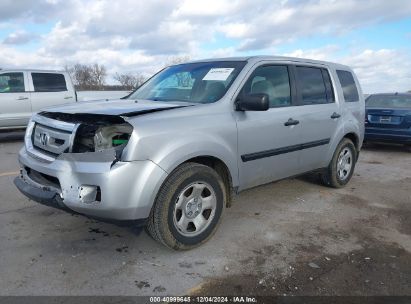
[235,64,303,190]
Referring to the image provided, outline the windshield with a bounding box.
[128,61,246,103]
[366,95,411,108]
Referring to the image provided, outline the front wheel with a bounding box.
[320,138,357,188]
[146,162,225,250]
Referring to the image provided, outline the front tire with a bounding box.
[146,162,225,250]
[320,138,357,188]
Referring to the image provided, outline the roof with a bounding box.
[0,68,65,73]
[185,55,352,70]
[368,92,411,96]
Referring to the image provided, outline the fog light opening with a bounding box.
[95,186,101,202]
[79,185,101,204]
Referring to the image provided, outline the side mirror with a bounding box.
[236,93,269,111]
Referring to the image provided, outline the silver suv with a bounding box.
[14,56,365,250]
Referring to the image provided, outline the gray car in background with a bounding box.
[14,56,365,250]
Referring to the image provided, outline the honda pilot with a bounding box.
[14,56,365,250]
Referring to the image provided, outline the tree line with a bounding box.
[64,56,191,91]
[64,63,147,91]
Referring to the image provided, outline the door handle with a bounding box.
[64,96,73,99]
[284,118,300,126]
[16,96,29,100]
[331,112,341,119]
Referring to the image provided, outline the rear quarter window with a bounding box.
[336,70,359,102]
[32,73,67,92]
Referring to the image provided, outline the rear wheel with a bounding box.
[320,138,357,188]
[146,162,225,250]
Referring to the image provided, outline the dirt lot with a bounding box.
[0,131,410,296]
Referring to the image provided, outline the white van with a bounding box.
[0,69,76,129]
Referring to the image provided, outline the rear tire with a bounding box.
[146,162,225,250]
[320,138,357,188]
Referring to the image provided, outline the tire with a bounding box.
[146,162,226,250]
[320,138,357,188]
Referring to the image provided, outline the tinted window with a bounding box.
[336,70,359,102]
[240,65,291,108]
[366,95,411,108]
[0,73,25,93]
[32,73,67,92]
[322,69,335,102]
[296,66,328,105]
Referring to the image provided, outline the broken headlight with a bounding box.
[73,123,133,158]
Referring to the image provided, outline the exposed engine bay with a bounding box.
[37,112,133,158]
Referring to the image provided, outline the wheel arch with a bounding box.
[342,132,362,162]
[181,155,234,207]
[152,138,239,194]
[344,132,360,152]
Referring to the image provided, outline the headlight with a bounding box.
[24,119,35,149]
[72,123,133,158]
[94,124,133,152]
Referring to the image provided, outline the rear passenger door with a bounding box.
[29,72,74,112]
[293,65,341,172]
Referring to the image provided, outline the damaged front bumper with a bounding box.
[15,147,168,222]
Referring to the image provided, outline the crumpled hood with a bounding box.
[43,98,192,116]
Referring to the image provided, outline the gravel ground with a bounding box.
[0,133,410,296]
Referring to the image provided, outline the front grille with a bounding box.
[27,114,79,160]
[33,124,72,155]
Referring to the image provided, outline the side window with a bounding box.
[32,73,67,92]
[240,65,291,108]
[336,70,359,102]
[296,66,329,105]
[0,73,25,93]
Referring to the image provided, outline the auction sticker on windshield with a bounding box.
[203,68,234,81]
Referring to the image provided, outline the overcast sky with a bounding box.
[1,0,411,93]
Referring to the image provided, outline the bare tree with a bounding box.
[164,55,191,67]
[163,55,192,87]
[113,72,146,90]
[64,65,75,84]
[65,63,107,90]
[91,63,107,89]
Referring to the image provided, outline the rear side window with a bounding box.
[32,73,67,92]
[336,70,359,102]
[296,66,333,105]
[0,72,25,93]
